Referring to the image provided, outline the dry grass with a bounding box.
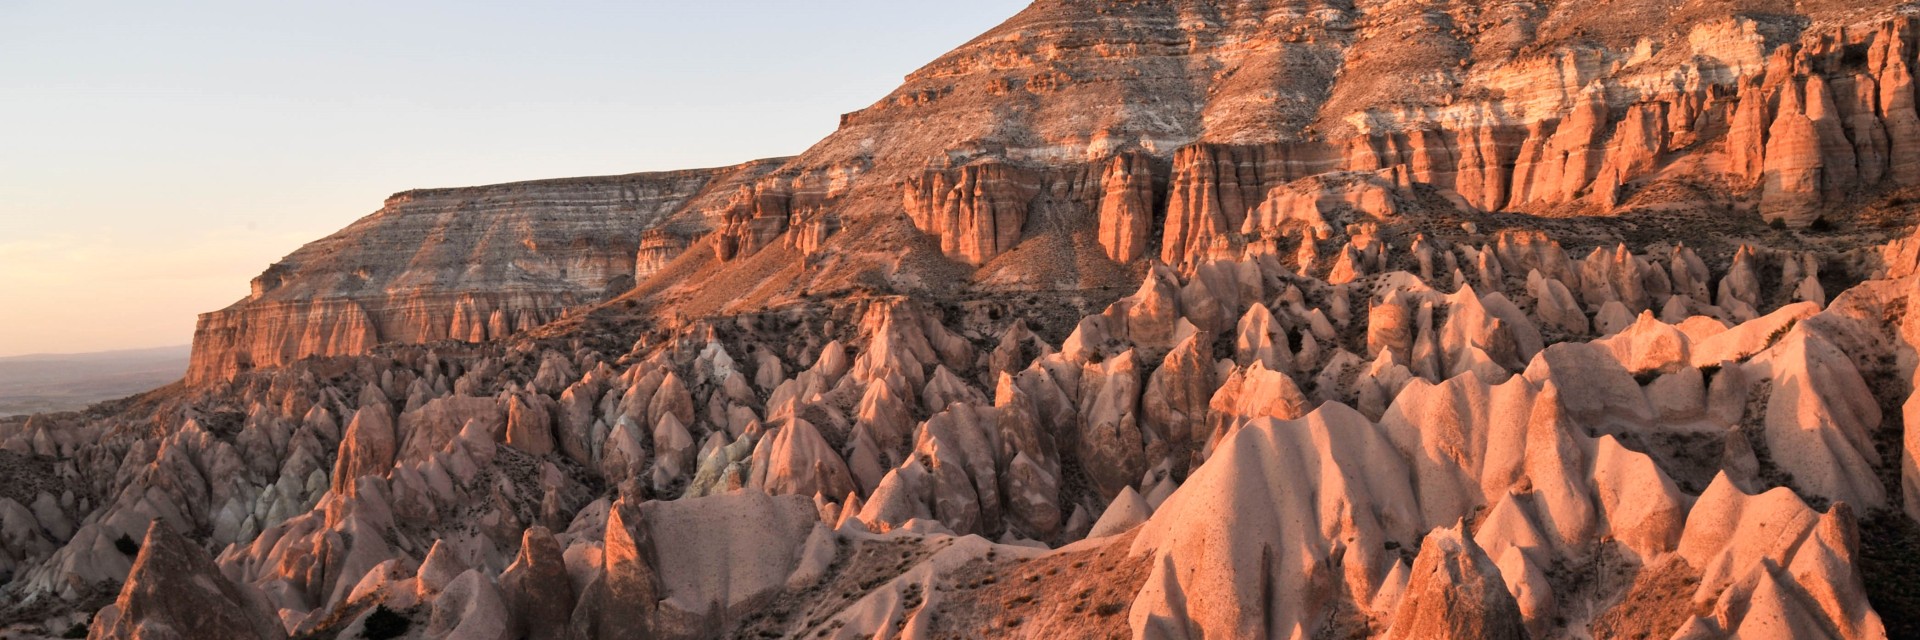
[926,532,1151,640]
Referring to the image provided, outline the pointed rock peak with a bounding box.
[89,521,287,640]
[1161,330,1219,392]
[570,499,662,639]
[1595,309,1692,374]
[331,402,398,497]
[1137,263,1183,297]
[999,318,1035,343]
[1089,485,1152,539]
[417,539,469,596]
[512,525,564,568]
[1385,523,1527,640]
[992,371,1022,405]
[759,417,858,500]
[603,499,658,577]
[811,340,850,378]
[922,364,982,413]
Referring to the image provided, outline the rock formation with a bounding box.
[188,160,782,384]
[87,521,286,640]
[12,2,1920,640]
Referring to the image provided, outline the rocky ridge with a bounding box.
[14,1,1920,639]
[194,1,1920,383]
[187,160,785,385]
[15,212,1917,638]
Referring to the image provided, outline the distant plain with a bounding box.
[0,346,187,417]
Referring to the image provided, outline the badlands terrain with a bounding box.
[12,0,1920,638]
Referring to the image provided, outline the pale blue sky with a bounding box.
[0,1,1027,356]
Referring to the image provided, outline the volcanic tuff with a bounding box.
[16,0,1920,639]
[186,160,784,385]
[195,0,1920,378]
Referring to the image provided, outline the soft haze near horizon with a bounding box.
[0,1,1027,358]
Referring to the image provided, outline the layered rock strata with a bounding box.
[18,213,1917,638]
[195,5,1920,380]
[189,160,781,384]
[46,2,1920,640]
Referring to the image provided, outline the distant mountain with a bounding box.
[0,346,187,417]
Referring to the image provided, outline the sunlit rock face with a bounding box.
[51,216,1912,638]
[190,0,1920,383]
[793,0,1920,224]
[25,1,1920,640]
[187,161,782,385]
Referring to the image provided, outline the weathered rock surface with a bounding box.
[87,521,286,640]
[189,161,781,384]
[22,2,1920,640]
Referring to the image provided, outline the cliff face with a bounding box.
[27,2,1920,640]
[187,161,781,384]
[193,0,1920,381]
[903,164,1042,265]
[655,0,1920,282]
[59,220,1918,640]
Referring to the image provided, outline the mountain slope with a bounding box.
[11,2,1920,639]
[187,160,784,384]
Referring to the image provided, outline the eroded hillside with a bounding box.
[12,1,1920,639]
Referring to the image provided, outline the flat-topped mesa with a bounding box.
[1143,13,1920,268]
[190,5,1920,387]
[762,6,1920,280]
[188,160,780,385]
[45,3,1920,639]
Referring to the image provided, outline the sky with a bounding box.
[0,1,1028,357]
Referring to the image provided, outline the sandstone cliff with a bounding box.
[34,215,1916,638]
[48,2,1920,639]
[603,0,1920,320]
[194,1,1920,381]
[188,160,781,384]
